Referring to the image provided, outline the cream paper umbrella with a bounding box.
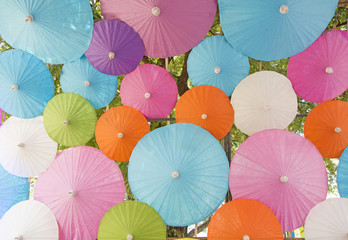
[0,116,57,177]
[231,71,298,136]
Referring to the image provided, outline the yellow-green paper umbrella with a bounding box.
[43,93,97,147]
[98,201,166,240]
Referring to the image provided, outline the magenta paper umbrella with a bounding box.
[229,129,328,232]
[85,19,144,76]
[288,30,348,103]
[101,0,217,58]
[34,146,125,240]
[120,64,178,119]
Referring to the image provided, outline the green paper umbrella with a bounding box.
[98,201,166,240]
[43,93,97,147]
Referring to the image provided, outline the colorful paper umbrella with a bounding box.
[129,123,229,226]
[208,199,283,240]
[229,129,328,232]
[95,106,150,162]
[187,36,250,96]
[337,147,348,197]
[305,198,348,240]
[60,55,118,109]
[219,0,338,61]
[288,30,348,103]
[231,71,298,136]
[0,109,6,127]
[120,64,178,119]
[0,50,54,119]
[43,93,97,147]
[98,201,166,240]
[304,100,348,158]
[85,19,144,76]
[0,164,29,219]
[0,116,57,177]
[175,85,234,140]
[101,0,217,58]
[0,200,58,239]
[35,146,125,240]
[0,0,93,64]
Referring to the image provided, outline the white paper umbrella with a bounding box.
[231,71,298,136]
[305,198,348,240]
[0,116,57,177]
[0,200,58,240]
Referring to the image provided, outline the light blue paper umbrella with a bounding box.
[337,146,348,197]
[0,164,29,219]
[219,0,338,61]
[187,36,250,96]
[128,123,229,226]
[60,55,118,109]
[0,50,54,118]
[0,0,93,64]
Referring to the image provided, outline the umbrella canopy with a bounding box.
[337,147,348,197]
[208,199,283,240]
[85,19,144,76]
[231,71,298,136]
[304,100,348,158]
[98,201,166,240]
[219,0,338,61]
[0,164,29,219]
[0,200,58,240]
[128,123,229,226]
[0,0,93,64]
[101,0,217,58]
[288,30,348,103]
[120,64,178,119]
[187,36,250,96]
[0,116,57,177]
[35,146,125,240]
[95,106,150,162]
[175,85,234,140]
[0,50,54,119]
[304,198,348,240]
[43,93,97,147]
[229,129,328,232]
[60,55,118,109]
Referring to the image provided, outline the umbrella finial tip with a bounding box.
[109,52,115,60]
[14,236,23,240]
[280,176,288,183]
[118,132,124,138]
[280,5,288,14]
[214,67,221,74]
[335,127,342,133]
[326,67,334,74]
[243,235,250,240]
[201,114,208,120]
[144,93,151,99]
[63,120,70,125]
[25,14,33,22]
[152,7,161,16]
[84,81,90,86]
[17,143,25,148]
[11,85,19,90]
[69,190,76,197]
[127,234,133,240]
[263,105,271,111]
[172,171,179,178]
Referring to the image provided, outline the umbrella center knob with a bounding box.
[243,235,250,240]
[335,127,342,133]
[280,5,288,14]
[127,234,133,240]
[14,236,23,240]
[280,176,288,183]
[118,132,124,138]
[25,14,33,22]
[109,52,115,60]
[201,114,208,120]
[84,81,90,86]
[214,67,221,74]
[152,7,161,16]
[17,143,25,148]
[69,190,76,197]
[326,67,334,74]
[12,85,19,90]
[263,105,270,111]
[63,120,70,125]
[144,92,151,99]
[172,171,179,178]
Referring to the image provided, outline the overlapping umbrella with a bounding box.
[337,147,348,197]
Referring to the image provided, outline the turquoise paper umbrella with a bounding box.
[0,50,54,119]
[128,123,229,226]
[60,55,118,109]
[337,146,348,197]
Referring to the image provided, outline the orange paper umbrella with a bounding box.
[208,199,283,240]
[175,85,234,140]
[95,106,150,162]
[304,100,348,158]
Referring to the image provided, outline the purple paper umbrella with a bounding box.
[85,19,145,76]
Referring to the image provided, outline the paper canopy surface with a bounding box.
[98,201,166,240]
[129,123,229,226]
[337,147,348,197]
[229,129,328,232]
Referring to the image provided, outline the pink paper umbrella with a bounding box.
[288,30,348,103]
[120,64,178,119]
[101,0,217,58]
[34,146,125,240]
[229,129,328,232]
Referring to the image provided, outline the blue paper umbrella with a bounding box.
[128,123,229,226]
[219,0,338,61]
[60,55,118,109]
[337,147,348,197]
[0,164,29,218]
[0,50,54,118]
[0,0,93,64]
[187,36,250,96]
